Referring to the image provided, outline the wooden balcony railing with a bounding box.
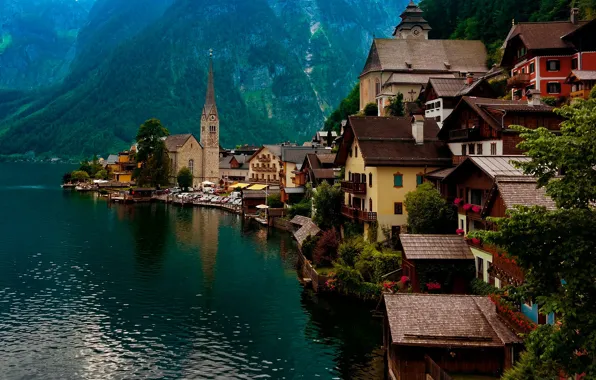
[507,73,531,89]
[340,206,377,222]
[492,252,525,285]
[257,155,271,162]
[341,205,357,220]
[357,210,377,222]
[340,181,367,194]
[570,89,592,100]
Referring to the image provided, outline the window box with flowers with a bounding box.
[463,203,473,212]
[453,198,463,206]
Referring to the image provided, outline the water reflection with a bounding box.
[130,204,170,274]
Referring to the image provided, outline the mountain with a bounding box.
[0,0,407,157]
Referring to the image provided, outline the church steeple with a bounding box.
[200,49,220,183]
[393,1,431,39]
[203,49,218,119]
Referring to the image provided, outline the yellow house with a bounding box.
[247,145,283,184]
[335,115,452,241]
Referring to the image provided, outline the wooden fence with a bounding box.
[425,355,453,380]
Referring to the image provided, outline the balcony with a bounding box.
[570,89,592,100]
[492,252,525,285]
[293,173,307,186]
[340,181,367,195]
[341,205,357,219]
[448,127,479,141]
[257,155,271,162]
[341,206,377,222]
[507,73,531,89]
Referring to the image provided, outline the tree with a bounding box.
[403,182,455,234]
[363,102,378,116]
[62,172,72,184]
[312,182,343,230]
[135,118,171,187]
[324,84,360,132]
[71,170,90,182]
[385,93,405,116]
[313,229,339,267]
[78,158,92,175]
[90,154,103,177]
[266,193,283,208]
[94,169,108,180]
[476,98,596,378]
[177,167,193,191]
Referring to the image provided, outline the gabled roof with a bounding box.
[290,216,321,246]
[247,145,283,163]
[219,155,249,170]
[164,134,196,152]
[400,234,474,260]
[384,294,522,348]
[361,39,487,77]
[504,21,586,51]
[468,156,530,178]
[106,154,118,165]
[427,78,467,97]
[385,73,456,86]
[566,70,596,82]
[281,146,326,164]
[496,178,556,210]
[336,116,452,167]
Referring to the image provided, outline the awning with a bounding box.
[247,184,269,190]
[230,183,251,189]
[202,181,216,186]
[284,187,305,194]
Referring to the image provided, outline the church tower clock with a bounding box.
[200,49,220,183]
[393,1,431,40]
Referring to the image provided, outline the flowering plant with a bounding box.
[456,228,465,235]
[383,281,398,292]
[463,203,473,211]
[489,294,537,332]
[472,205,482,213]
[453,198,463,206]
[471,237,481,245]
[400,276,410,284]
[426,282,442,291]
[325,278,337,291]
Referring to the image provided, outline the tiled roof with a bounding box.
[384,294,522,348]
[263,145,283,157]
[361,39,487,77]
[290,215,312,226]
[386,73,457,86]
[570,70,596,81]
[281,146,326,164]
[290,216,321,246]
[312,168,336,179]
[317,154,336,165]
[400,234,474,260]
[106,154,118,165]
[469,156,530,178]
[164,134,193,152]
[497,178,556,210]
[425,167,455,180]
[504,21,586,50]
[348,116,452,167]
[428,78,466,97]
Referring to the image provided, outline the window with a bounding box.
[416,174,423,186]
[521,67,526,74]
[391,226,401,238]
[375,79,381,96]
[477,257,484,279]
[529,62,535,73]
[369,173,373,188]
[361,173,366,184]
[470,189,483,205]
[273,175,276,180]
[490,143,497,155]
[348,171,351,181]
[394,202,403,215]
[369,198,373,212]
[547,82,561,94]
[210,125,216,133]
[468,144,475,155]
[477,144,483,155]
[546,60,560,72]
[572,57,578,70]
[355,147,358,157]
[393,173,403,187]
[188,159,194,174]
[462,144,467,156]
[267,175,270,181]
[349,148,353,157]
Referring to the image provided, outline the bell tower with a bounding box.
[393,1,431,40]
[200,49,220,182]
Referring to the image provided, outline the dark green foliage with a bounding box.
[403,183,456,234]
[177,167,193,191]
[475,99,596,378]
[313,229,339,267]
[301,234,319,261]
[354,245,402,283]
[62,172,72,184]
[266,193,283,208]
[362,103,378,116]
[94,169,108,180]
[541,96,557,106]
[420,0,596,65]
[312,182,343,230]
[344,221,364,239]
[338,237,366,267]
[470,278,503,296]
[324,84,360,133]
[288,199,312,218]
[415,261,476,293]
[332,263,382,301]
[135,118,170,187]
[488,77,508,98]
[591,85,596,99]
[384,93,405,117]
[71,170,90,182]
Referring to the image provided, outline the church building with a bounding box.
[359,1,488,115]
[166,51,221,187]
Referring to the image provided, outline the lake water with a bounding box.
[0,163,383,379]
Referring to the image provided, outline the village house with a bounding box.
[311,130,338,148]
[383,293,522,380]
[247,145,282,185]
[335,115,452,241]
[219,155,249,183]
[165,134,203,188]
[437,93,563,165]
[400,234,475,293]
[105,149,137,183]
[280,146,328,204]
[293,153,338,190]
[430,156,557,325]
[501,12,596,100]
[421,76,496,127]
[360,1,488,115]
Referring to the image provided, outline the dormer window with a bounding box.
[210,125,216,133]
[443,62,451,69]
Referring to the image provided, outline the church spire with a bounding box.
[204,49,217,116]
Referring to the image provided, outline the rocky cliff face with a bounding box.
[0,0,407,156]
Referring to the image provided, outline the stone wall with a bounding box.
[169,135,203,187]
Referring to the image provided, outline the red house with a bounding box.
[501,11,596,100]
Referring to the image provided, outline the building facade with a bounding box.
[247,145,282,184]
[200,51,221,183]
[165,134,203,188]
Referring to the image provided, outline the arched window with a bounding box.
[188,159,194,174]
[375,78,381,96]
[369,198,373,212]
[369,172,373,187]
[210,125,216,133]
[348,171,352,181]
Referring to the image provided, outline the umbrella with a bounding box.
[202,181,215,186]
[256,204,269,209]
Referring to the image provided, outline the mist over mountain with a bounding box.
[0,0,407,157]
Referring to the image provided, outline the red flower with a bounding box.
[400,276,410,284]
[456,228,465,235]
[471,238,481,245]
[463,203,473,211]
[426,282,442,291]
[453,198,463,206]
[472,205,482,213]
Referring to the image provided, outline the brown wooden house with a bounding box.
[438,95,563,165]
[295,153,338,189]
[383,293,522,380]
[400,234,475,293]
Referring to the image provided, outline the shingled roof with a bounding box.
[164,134,194,152]
[496,178,556,210]
[290,216,321,246]
[361,39,487,77]
[384,294,522,348]
[337,116,452,167]
[400,234,474,260]
[504,21,586,51]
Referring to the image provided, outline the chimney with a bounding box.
[527,89,542,106]
[412,115,425,145]
[571,8,580,25]
[466,73,474,85]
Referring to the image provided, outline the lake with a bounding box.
[0,162,383,379]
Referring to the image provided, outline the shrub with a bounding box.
[301,234,319,261]
[541,96,557,106]
[71,170,90,182]
[404,183,456,234]
[338,237,365,267]
[332,263,383,300]
[313,229,339,267]
[344,221,364,239]
[288,199,311,218]
[470,278,503,296]
[94,169,108,180]
[62,172,72,184]
[355,245,402,283]
[177,167,193,190]
[363,102,378,116]
[312,182,343,230]
[267,193,283,208]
